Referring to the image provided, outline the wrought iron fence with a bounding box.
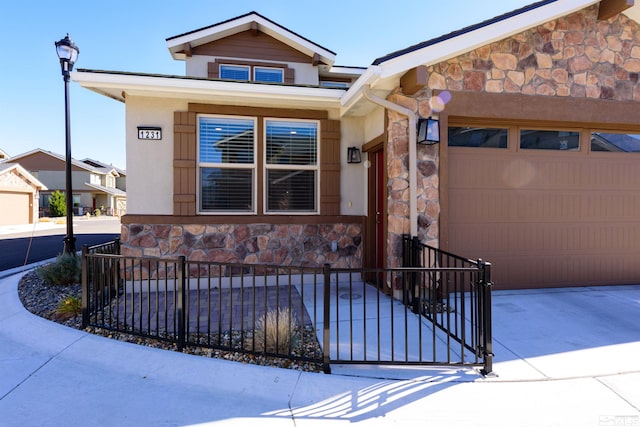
[402,235,493,374]
[81,239,493,375]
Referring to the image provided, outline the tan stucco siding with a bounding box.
[126,96,186,215]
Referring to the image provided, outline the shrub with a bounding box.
[252,308,299,354]
[54,296,82,320]
[93,208,101,217]
[48,190,67,217]
[36,253,81,286]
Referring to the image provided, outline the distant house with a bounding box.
[2,149,126,217]
[0,149,9,161]
[0,163,46,226]
[74,1,640,290]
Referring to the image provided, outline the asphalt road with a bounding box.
[0,218,121,272]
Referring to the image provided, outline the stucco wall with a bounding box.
[126,96,185,215]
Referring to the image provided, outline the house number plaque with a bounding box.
[137,126,162,140]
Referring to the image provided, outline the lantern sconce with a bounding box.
[347,147,362,164]
[417,117,440,145]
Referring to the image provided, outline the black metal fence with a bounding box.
[81,239,493,375]
[402,235,493,374]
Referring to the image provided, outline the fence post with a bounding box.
[81,245,89,328]
[177,256,186,352]
[322,263,332,374]
[114,237,121,255]
[478,259,494,375]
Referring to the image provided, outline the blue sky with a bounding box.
[0,0,531,169]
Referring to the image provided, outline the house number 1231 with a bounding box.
[138,128,162,140]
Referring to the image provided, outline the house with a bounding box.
[3,149,126,217]
[0,163,47,226]
[0,149,9,161]
[74,0,640,290]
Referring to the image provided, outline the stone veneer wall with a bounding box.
[384,5,640,271]
[121,223,362,276]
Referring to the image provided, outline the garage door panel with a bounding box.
[447,148,640,288]
[0,192,30,226]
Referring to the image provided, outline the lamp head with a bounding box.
[55,34,79,75]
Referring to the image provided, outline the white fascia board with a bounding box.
[378,0,599,79]
[340,66,382,109]
[3,164,47,190]
[72,71,343,107]
[167,14,335,65]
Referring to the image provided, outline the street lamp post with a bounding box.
[55,34,79,254]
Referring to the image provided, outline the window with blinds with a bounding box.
[265,120,318,213]
[198,116,256,212]
[254,67,284,83]
[219,64,250,81]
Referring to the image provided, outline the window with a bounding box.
[320,81,349,88]
[198,116,256,213]
[448,126,508,148]
[254,67,283,83]
[591,132,640,152]
[219,64,250,81]
[265,120,318,213]
[520,130,579,150]
[197,115,319,214]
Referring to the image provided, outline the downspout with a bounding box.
[362,84,418,237]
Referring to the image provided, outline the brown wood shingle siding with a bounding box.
[192,30,312,64]
[173,111,197,215]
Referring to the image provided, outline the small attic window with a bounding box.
[220,64,250,81]
[254,67,284,83]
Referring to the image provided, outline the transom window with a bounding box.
[520,130,580,150]
[591,132,640,152]
[448,126,508,148]
[197,115,318,214]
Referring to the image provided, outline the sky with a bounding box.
[0,0,532,170]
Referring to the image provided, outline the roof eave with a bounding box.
[166,13,336,65]
[72,70,345,108]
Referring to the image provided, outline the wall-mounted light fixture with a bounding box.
[347,147,362,163]
[417,117,440,145]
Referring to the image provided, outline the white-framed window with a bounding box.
[254,67,284,83]
[320,81,349,88]
[198,115,257,213]
[264,119,319,213]
[219,64,250,81]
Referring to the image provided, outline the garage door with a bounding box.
[0,192,30,226]
[445,127,640,289]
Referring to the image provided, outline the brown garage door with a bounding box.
[0,192,30,226]
[445,135,640,289]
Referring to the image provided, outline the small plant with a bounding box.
[252,308,299,354]
[36,253,81,286]
[94,208,102,217]
[54,295,82,320]
[48,190,67,217]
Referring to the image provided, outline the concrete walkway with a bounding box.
[1,271,639,426]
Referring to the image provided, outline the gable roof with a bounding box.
[342,0,603,115]
[5,149,120,175]
[81,158,126,176]
[166,11,336,66]
[0,163,47,190]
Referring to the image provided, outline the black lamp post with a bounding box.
[55,34,79,254]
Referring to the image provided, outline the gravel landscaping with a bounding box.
[18,269,325,373]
